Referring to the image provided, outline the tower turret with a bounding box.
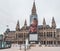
[43,18,46,28]
[32,0,36,15]
[51,17,56,29]
[29,0,38,44]
[24,19,27,29]
[30,0,38,33]
[16,20,20,31]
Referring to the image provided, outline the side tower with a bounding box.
[51,17,56,29]
[16,20,20,31]
[29,1,38,44]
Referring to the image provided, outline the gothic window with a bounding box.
[44,32,45,37]
[40,32,43,37]
[47,32,53,37]
[47,32,48,34]
[50,33,52,37]
[47,41,49,44]
[54,32,55,37]
[47,32,50,37]
[47,41,53,44]
[58,41,60,44]
[50,41,53,44]
[50,32,52,37]
[57,35,59,37]
[18,34,23,38]
[51,32,52,34]
[47,32,48,37]
[54,41,56,44]
[44,41,46,44]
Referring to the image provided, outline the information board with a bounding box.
[29,34,38,41]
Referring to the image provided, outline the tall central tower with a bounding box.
[30,1,38,33]
[29,1,38,44]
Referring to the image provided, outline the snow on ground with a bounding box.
[0,44,60,51]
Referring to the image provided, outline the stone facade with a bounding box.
[4,1,60,46]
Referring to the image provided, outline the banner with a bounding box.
[29,18,38,33]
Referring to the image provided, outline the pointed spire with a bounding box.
[43,18,46,27]
[24,19,27,26]
[32,0,36,15]
[43,18,46,25]
[16,20,20,31]
[52,17,55,23]
[51,17,56,28]
[24,19,27,29]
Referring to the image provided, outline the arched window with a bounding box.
[44,32,45,37]
[54,32,55,37]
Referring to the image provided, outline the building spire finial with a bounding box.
[32,0,36,15]
[43,18,46,27]
[24,19,27,26]
[51,17,56,28]
[16,20,20,31]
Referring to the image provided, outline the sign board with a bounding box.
[29,34,38,41]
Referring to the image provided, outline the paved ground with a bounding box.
[0,44,60,51]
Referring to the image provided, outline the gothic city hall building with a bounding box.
[4,1,60,46]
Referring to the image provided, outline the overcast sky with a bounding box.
[0,0,60,34]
